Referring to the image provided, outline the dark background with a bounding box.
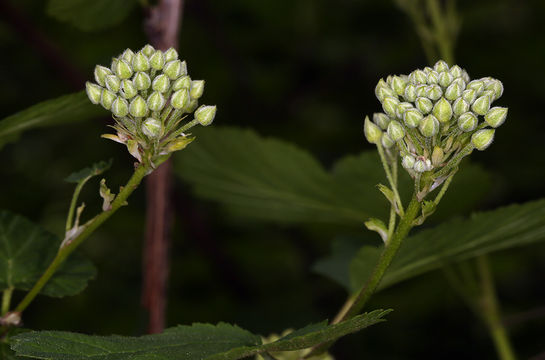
[1,0,544,358]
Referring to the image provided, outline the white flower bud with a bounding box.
[111,97,129,117]
[471,129,495,150]
[452,98,469,115]
[364,116,382,144]
[114,59,133,79]
[402,154,416,169]
[164,60,183,80]
[471,95,491,115]
[195,105,217,126]
[147,91,166,111]
[94,65,112,86]
[445,82,462,101]
[391,76,407,96]
[395,102,413,119]
[419,114,439,137]
[415,85,427,98]
[403,108,423,128]
[434,60,449,72]
[132,51,150,72]
[432,97,453,123]
[427,71,439,84]
[416,97,433,114]
[152,74,170,93]
[120,79,137,99]
[427,85,442,101]
[452,77,466,90]
[449,65,463,78]
[438,71,454,88]
[100,89,116,110]
[172,75,191,91]
[142,118,162,138]
[387,120,405,142]
[404,83,417,102]
[462,89,477,104]
[487,79,504,100]
[86,82,102,104]
[105,75,121,93]
[122,49,134,63]
[467,80,484,94]
[129,96,148,117]
[141,44,155,57]
[133,72,151,91]
[149,50,166,70]
[414,158,432,173]
[190,80,205,99]
[171,89,190,109]
[457,112,478,132]
[164,48,179,62]
[372,113,390,130]
[381,133,395,148]
[412,70,427,84]
[484,107,508,128]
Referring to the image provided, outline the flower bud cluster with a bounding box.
[86,45,217,165]
[365,60,507,182]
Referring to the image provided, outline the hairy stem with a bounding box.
[65,180,87,232]
[377,145,405,216]
[1,288,13,316]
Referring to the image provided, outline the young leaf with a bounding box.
[0,210,96,297]
[11,310,390,360]
[47,0,139,32]
[0,91,104,150]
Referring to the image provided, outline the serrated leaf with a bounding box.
[0,92,105,150]
[350,199,545,293]
[11,310,390,360]
[0,210,96,297]
[47,0,138,32]
[65,159,113,183]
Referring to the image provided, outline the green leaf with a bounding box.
[65,159,113,183]
[11,310,391,360]
[0,210,96,297]
[0,92,105,150]
[47,0,138,32]
[350,198,545,293]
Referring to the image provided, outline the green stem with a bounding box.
[433,171,455,205]
[65,180,86,232]
[477,255,517,360]
[1,288,13,316]
[377,145,405,216]
[15,163,151,314]
[427,0,454,64]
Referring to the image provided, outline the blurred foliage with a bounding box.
[1,0,545,358]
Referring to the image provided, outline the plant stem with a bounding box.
[426,0,454,64]
[1,288,13,316]
[14,164,150,314]
[65,180,86,232]
[377,145,405,216]
[477,255,517,360]
[433,172,455,205]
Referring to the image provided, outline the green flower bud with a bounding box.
[434,60,449,72]
[471,129,495,150]
[142,117,162,138]
[444,83,462,101]
[462,89,477,104]
[467,80,484,93]
[100,89,116,110]
[423,66,433,74]
[391,76,407,96]
[471,95,491,115]
[395,102,413,119]
[164,60,183,80]
[152,74,170,93]
[432,97,453,123]
[166,136,195,152]
[404,83,417,102]
[427,71,439,84]
[462,70,470,83]
[129,96,148,117]
[431,146,444,166]
[111,97,129,117]
[419,114,439,137]
[412,70,427,84]
[172,75,191,91]
[195,105,217,126]
[387,120,405,142]
[414,158,432,173]
[86,82,102,104]
[375,79,388,98]
[110,58,118,73]
[105,75,121,93]
[149,50,166,70]
[94,65,112,86]
[133,72,151,91]
[364,116,382,144]
[382,96,399,117]
[415,85,427,98]
[452,98,470,115]
[147,91,166,111]
[438,71,454,88]
[186,100,198,113]
[375,82,396,101]
[402,154,415,169]
[171,89,190,109]
[180,60,188,75]
[457,112,478,132]
[449,65,463,78]
[120,79,137,99]
[190,80,205,99]
[114,59,133,79]
[487,79,504,100]
[481,90,495,101]
[381,133,395,148]
[403,108,423,128]
[164,48,178,62]
[121,49,134,63]
[416,97,433,114]
[132,51,150,72]
[452,77,466,90]
[141,44,155,57]
[484,107,508,128]
[373,112,390,130]
[427,85,442,101]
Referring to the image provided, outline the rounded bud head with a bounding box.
[86,82,102,104]
[416,97,433,114]
[431,146,444,167]
[132,51,150,72]
[152,74,170,93]
[452,77,466,90]
[381,96,399,117]
[412,70,427,84]
[434,60,449,72]
[445,83,462,101]
[457,112,478,132]
[471,95,491,115]
[427,85,443,101]
[120,79,137,99]
[373,112,390,130]
[111,97,129,117]
[133,72,151,91]
[395,102,413,119]
[149,50,166,70]
[419,114,439,137]
[364,116,382,144]
[121,49,134,63]
[114,59,133,79]
[449,65,463,78]
[172,75,192,91]
[387,120,405,142]
[142,117,162,138]
[141,44,155,57]
[427,71,439,84]
[415,85,427,98]
[391,76,407,96]
[404,83,417,102]
[485,107,508,128]
[105,75,121,93]
[402,155,416,169]
[164,60,182,80]
[100,89,116,110]
[164,48,179,62]
[403,108,423,128]
[471,129,495,150]
[190,80,205,99]
[147,91,166,111]
[171,89,190,109]
[487,79,504,100]
[432,97,453,123]
[94,65,112,86]
[467,80,484,93]
[376,86,396,102]
[438,71,454,88]
[195,105,217,126]
[452,98,470,115]
[462,89,477,104]
[129,96,148,117]
[414,159,432,173]
[381,133,395,148]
